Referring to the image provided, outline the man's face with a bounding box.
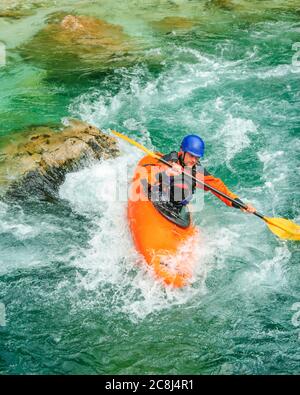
[183,151,199,167]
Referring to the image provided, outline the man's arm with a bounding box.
[202,174,240,207]
[196,168,256,212]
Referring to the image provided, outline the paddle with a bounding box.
[111,130,300,241]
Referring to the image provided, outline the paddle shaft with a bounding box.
[156,154,266,217]
[111,129,265,216]
[156,156,295,233]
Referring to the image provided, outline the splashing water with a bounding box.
[0,0,299,375]
[59,153,210,322]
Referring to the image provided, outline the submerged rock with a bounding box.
[151,16,195,33]
[0,10,34,19]
[0,119,119,200]
[19,14,140,79]
[206,0,235,11]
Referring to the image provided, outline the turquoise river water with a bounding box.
[0,0,299,374]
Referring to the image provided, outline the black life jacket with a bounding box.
[146,151,209,206]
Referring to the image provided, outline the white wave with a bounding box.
[257,142,299,212]
[0,201,8,215]
[256,64,300,79]
[0,221,35,239]
[59,152,211,321]
[213,114,257,165]
[0,202,36,240]
[69,58,219,131]
[239,245,291,292]
[0,206,42,275]
[0,204,67,275]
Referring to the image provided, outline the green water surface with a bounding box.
[0,0,299,375]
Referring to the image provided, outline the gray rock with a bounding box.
[0,119,119,200]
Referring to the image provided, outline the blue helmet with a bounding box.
[181,135,205,157]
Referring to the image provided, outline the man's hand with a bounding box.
[165,163,183,177]
[241,203,256,213]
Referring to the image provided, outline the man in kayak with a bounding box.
[142,134,256,215]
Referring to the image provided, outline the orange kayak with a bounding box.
[128,154,198,287]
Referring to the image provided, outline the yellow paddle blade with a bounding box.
[264,217,300,241]
[111,130,160,160]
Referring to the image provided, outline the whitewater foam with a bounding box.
[58,151,211,321]
[213,114,257,166]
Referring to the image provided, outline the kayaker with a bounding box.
[142,134,256,214]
